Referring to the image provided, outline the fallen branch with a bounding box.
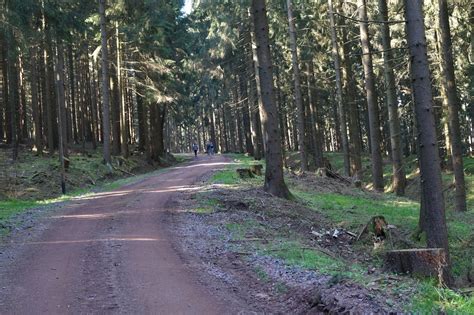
[229,238,266,243]
[345,230,358,238]
[113,166,135,176]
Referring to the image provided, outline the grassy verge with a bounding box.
[0,152,191,236]
[210,153,264,186]
[209,153,474,313]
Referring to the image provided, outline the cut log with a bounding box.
[315,167,351,184]
[250,164,263,176]
[236,168,254,178]
[385,248,447,280]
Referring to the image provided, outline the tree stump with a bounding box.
[353,179,362,188]
[236,168,254,178]
[250,164,263,176]
[385,248,447,280]
[64,157,70,170]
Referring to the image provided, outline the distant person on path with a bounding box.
[210,143,214,155]
[192,143,198,157]
[206,141,211,156]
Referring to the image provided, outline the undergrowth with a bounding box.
[210,153,474,313]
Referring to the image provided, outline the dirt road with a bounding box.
[0,155,239,314]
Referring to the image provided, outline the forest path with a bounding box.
[0,155,236,314]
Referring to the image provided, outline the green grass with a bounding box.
[293,190,420,230]
[194,196,219,214]
[411,281,474,314]
[210,154,264,185]
[254,266,270,282]
[225,220,259,239]
[209,153,474,313]
[0,200,39,220]
[264,240,366,284]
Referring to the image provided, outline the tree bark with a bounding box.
[115,23,129,158]
[110,31,121,156]
[328,0,350,176]
[251,0,290,199]
[287,0,307,171]
[30,45,43,155]
[378,0,406,195]
[99,0,112,165]
[437,0,467,212]
[55,42,67,194]
[68,44,78,144]
[0,31,10,147]
[55,43,68,158]
[404,0,451,283]
[341,17,362,179]
[358,0,384,191]
[248,8,263,160]
[6,32,18,160]
[307,61,324,168]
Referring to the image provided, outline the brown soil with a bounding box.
[0,155,247,314]
[168,173,412,313]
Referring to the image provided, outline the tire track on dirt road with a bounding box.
[0,155,243,314]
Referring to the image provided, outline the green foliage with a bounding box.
[194,195,218,214]
[411,281,474,314]
[265,241,366,283]
[0,200,38,220]
[210,154,265,185]
[293,190,419,230]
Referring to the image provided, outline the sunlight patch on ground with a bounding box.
[72,190,133,201]
[21,237,161,245]
[173,161,237,170]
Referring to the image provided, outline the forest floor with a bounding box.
[0,149,473,313]
[172,153,474,313]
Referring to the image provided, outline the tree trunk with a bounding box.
[251,0,290,199]
[307,61,324,168]
[404,0,451,283]
[469,3,474,155]
[30,45,43,155]
[248,8,264,160]
[41,32,54,154]
[18,55,28,142]
[110,31,121,156]
[55,42,67,194]
[341,19,362,179]
[115,23,129,158]
[287,0,307,171]
[55,43,68,158]
[328,0,350,176]
[240,75,254,155]
[0,36,3,142]
[6,32,18,160]
[99,0,112,165]
[68,44,78,144]
[438,0,467,212]
[378,0,406,195]
[0,31,10,146]
[358,0,384,191]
